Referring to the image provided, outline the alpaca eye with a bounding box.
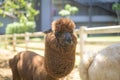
[70,30,73,33]
[55,32,61,37]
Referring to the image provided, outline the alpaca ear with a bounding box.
[51,20,56,31]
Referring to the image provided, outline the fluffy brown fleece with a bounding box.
[9,51,57,80]
[51,18,75,32]
[9,18,77,80]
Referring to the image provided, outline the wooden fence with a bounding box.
[0,32,45,51]
[0,25,120,58]
[76,25,120,58]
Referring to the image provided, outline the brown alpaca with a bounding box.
[9,18,77,80]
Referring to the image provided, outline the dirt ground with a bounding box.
[0,44,110,80]
[0,49,12,80]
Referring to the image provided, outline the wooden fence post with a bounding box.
[25,32,30,50]
[13,34,16,51]
[79,26,87,58]
[43,34,46,43]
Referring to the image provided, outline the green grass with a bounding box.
[87,36,120,41]
[30,37,43,41]
[0,44,5,48]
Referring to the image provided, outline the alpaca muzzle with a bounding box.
[64,32,73,45]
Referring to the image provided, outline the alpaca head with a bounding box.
[51,18,76,47]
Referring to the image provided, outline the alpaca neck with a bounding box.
[44,44,76,78]
[44,32,77,78]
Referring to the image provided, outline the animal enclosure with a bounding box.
[0,25,120,58]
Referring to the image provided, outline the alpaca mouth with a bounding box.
[62,40,73,47]
[64,32,73,46]
[65,40,73,45]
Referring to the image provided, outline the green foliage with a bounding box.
[112,3,120,25]
[0,0,39,21]
[0,9,4,27]
[6,22,35,34]
[0,22,3,27]
[0,0,39,34]
[112,3,120,10]
[0,9,3,14]
[59,9,70,17]
[59,4,79,17]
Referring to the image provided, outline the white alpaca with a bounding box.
[79,43,120,80]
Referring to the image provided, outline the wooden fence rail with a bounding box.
[79,25,120,58]
[0,25,120,58]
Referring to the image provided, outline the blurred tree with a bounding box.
[0,0,39,34]
[0,22,3,27]
[59,4,79,17]
[0,7,3,27]
[112,2,120,25]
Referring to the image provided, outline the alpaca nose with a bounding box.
[65,32,72,44]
